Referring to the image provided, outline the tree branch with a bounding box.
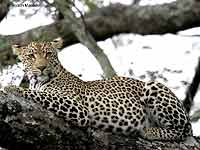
[1,0,200,47]
[183,57,200,113]
[191,109,200,122]
[0,92,199,150]
[0,0,9,22]
[54,0,116,78]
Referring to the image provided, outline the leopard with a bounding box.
[3,37,192,141]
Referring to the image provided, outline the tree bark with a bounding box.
[0,92,199,150]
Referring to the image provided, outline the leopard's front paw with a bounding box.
[0,90,8,98]
[4,85,24,97]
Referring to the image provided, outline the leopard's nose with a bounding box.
[37,65,46,71]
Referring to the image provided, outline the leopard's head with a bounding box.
[12,37,63,82]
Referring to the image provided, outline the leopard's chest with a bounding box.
[30,77,81,98]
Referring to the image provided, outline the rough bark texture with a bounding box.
[0,92,200,150]
[1,0,200,65]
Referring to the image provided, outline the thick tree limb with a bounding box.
[1,0,200,48]
[0,92,199,150]
[183,58,200,113]
[0,0,9,22]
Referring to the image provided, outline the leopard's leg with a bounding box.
[142,81,193,141]
[4,85,90,126]
[142,123,192,141]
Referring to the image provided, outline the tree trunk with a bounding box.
[0,92,199,150]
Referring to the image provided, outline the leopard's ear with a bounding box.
[12,44,22,56]
[51,37,63,49]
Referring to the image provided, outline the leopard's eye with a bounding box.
[46,51,52,57]
[27,53,34,58]
[26,48,35,58]
[47,51,52,55]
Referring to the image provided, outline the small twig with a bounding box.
[67,0,88,33]
[190,109,200,122]
[132,0,142,5]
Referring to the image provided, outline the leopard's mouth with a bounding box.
[36,73,50,85]
[28,72,48,83]
[32,71,56,86]
[26,68,56,88]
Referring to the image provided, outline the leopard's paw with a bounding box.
[0,90,8,98]
[4,85,24,97]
